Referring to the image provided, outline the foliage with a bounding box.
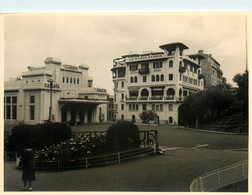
[139,110,157,124]
[179,85,238,127]
[105,121,141,152]
[233,70,248,116]
[34,134,106,161]
[7,123,72,152]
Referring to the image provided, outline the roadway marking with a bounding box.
[192,144,209,149]
[159,146,183,152]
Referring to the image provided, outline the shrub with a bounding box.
[7,123,72,151]
[139,110,157,124]
[105,121,141,152]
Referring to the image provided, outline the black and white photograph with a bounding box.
[3,13,249,192]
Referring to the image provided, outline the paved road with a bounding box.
[4,124,248,192]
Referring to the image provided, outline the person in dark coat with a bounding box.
[21,144,35,191]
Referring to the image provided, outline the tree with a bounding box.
[233,70,248,116]
[180,86,236,127]
[139,110,157,124]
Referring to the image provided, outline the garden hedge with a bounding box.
[7,123,72,152]
[105,121,141,152]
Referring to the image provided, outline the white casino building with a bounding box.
[111,42,205,124]
[4,57,109,125]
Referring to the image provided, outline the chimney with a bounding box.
[198,50,203,54]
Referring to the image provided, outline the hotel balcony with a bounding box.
[125,96,183,102]
[138,68,150,74]
[179,66,186,73]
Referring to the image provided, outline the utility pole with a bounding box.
[48,79,54,122]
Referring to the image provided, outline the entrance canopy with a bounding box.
[59,98,108,105]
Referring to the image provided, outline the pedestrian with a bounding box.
[20,144,35,191]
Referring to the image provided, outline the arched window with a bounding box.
[130,77,133,83]
[161,74,164,81]
[156,75,159,82]
[74,78,76,84]
[66,77,69,83]
[134,76,137,83]
[169,116,173,123]
[167,88,175,95]
[77,78,79,84]
[70,77,72,83]
[62,76,65,83]
[152,75,155,82]
[141,89,149,97]
[169,60,173,68]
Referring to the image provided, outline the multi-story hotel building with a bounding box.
[111,42,205,124]
[4,57,109,125]
[189,50,223,88]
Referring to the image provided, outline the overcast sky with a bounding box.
[4,14,247,94]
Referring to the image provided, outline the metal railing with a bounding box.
[190,160,248,192]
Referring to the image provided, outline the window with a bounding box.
[7,105,11,119]
[121,81,124,88]
[152,104,155,111]
[143,76,147,82]
[169,74,173,81]
[130,64,138,71]
[129,104,131,110]
[134,76,138,83]
[30,96,35,104]
[114,82,118,89]
[156,75,159,82]
[12,96,17,104]
[169,104,173,111]
[152,75,155,82]
[121,93,124,100]
[130,77,133,83]
[12,105,17,119]
[121,115,124,120]
[62,76,65,83]
[114,94,116,102]
[70,77,72,83]
[169,60,173,68]
[77,78,79,84]
[143,104,147,111]
[180,74,182,81]
[161,74,164,81]
[121,104,124,110]
[153,61,162,69]
[74,78,76,84]
[160,104,163,111]
[30,105,35,120]
[136,104,139,110]
[156,104,159,111]
[6,97,11,103]
[66,77,69,83]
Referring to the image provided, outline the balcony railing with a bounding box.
[139,96,148,100]
[149,96,163,100]
[126,96,138,100]
[164,96,175,100]
[138,68,150,74]
[125,96,184,101]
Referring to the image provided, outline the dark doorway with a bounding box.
[132,115,136,123]
[169,116,173,124]
[88,107,92,123]
[71,107,76,124]
[79,107,84,124]
[61,106,67,123]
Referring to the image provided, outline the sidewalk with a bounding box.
[4,147,248,192]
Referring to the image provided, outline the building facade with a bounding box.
[111,42,205,124]
[190,50,223,88]
[4,57,109,125]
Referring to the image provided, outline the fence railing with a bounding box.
[190,160,248,192]
[13,147,154,171]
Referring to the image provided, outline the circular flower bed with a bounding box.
[35,133,106,162]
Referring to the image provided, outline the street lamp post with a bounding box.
[48,79,54,122]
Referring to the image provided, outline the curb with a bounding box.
[178,126,248,136]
